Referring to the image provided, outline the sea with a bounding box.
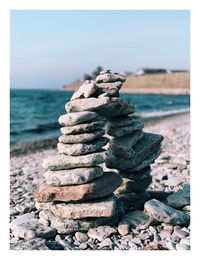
[10,89,190,145]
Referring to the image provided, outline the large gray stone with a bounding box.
[115,175,152,195]
[70,80,97,101]
[60,120,105,135]
[108,130,144,159]
[43,167,103,186]
[38,209,119,234]
[108,115,137,128]
[96,71,126,83]
[66,97,134,118]
[118,210,152,236]
[35,172,122,202]
[58,111,97,126]
[167,184,190,209]
[107,120,144,137]
[58,129,105,144]
[144,199,190,226]
[36,195,117,219]
[42,151,107,170]
[57,137,108,155]
[119,166,151,181]
[10,213,38,239]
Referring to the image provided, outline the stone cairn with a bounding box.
[34,70,163,234]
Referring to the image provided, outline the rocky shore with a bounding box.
[10,112,190,250]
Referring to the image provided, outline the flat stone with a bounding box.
[35,172,122,202]
[119,166,151,181]
[118,211,152,236]
[147,190,173,201]
[57,137,108,156]
[43,167,103,186]
[96,72,126,83]
[116,191,150,211]
[58,129,105,144]
[75,232,89,243]
[10,213,38,239]
[66,97,134,118]
[60,120,105,135]
[58,111,98,126]
[42,151,107,170]
[38,209,119,234]
[107,120,144,137]
[108,130,144,158]
[167,184,190,209]
[87,226,117,242]
[144,199,190,226]
[70,80,97,101]
[108,115,136,128]
[115,176,152,194]
[106,132,163,170]
[93,82,122,97]
[36,196,117,219]
[35,226,57,239]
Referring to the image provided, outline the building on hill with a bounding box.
[134,68,171,76]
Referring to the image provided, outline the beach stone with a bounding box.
[96,71,126,83]
[58,129,105,144]
[98,238,113,248]
[38,209,119,234]
[97,81,122,90]
[43,167,103,186]
[167,184,190,209]
[36,196,117,219]
[87,226,117,242]
[144,199,190,226]
[108,130,144,158]
[115,176,152,194]
[58,111,98,126]
[57,137,108,155]
[108,115,136,128]
[75,232,89,243]
[106,132,163,170]
[70,80,97,101]
[93,82,122,97]
[176,243,190,250]
[10,212,38,239]
[35,226,57,239]
[79,242,88,249]
[35,172,122,202]
[107,120,144,137]
[119,166,151,181]
[173,226,188,239]
[42,151,107,170]
[147,190,173,201]
[60,120,105,135]
[66,97,134,118]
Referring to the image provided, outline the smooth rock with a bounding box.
[115,176,152,194]
[173,227,188,239]
[36,195,117,219]
[119,166,151,181]
[108,115,136,128]
[38,209,119,234]
[96,72,126,83]
[70,80,97,101]
[118,224,131,236]
[58,129,105,144]
[167,184,190,209]
[108,130,144,158]
[58,111,98,126]
[35,226,57,239]
[66,97,134,118]
[42,151,107,170]
[118,210,152,236]
[107,120,144,137]
[79,242,88,249]
[60,120,105,135]
[75,232,89,243]
[98,238,113,248]
[87,226,117,242]
[176,243,190,250]
[10,212,38,239]
[144,199,190,226]
[35,172,122,202]
[57,137,108,155]
[43,167,103,186]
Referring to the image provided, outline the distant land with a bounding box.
[63,72,190,95]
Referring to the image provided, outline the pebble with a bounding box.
[165,240,176,250]
[98,238,113,248]
[55,234,62,242]
[173,227,188,239]
[35,226,57,239]
[79,242,88,250]
[176,243,190,250]
[180,237,190,246]
[75,232,89,243]
[87,226,117,242]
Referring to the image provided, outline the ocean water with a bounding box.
[10,89,190,145]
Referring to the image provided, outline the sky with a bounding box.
[10,10,190,89]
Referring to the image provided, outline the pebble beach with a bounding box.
[10,112,190,250]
